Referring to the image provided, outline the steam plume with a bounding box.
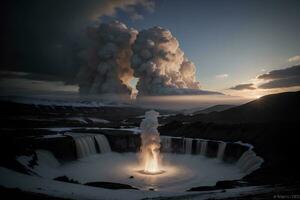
[131,26,201,95]
[77,22,208,97]
[77,21,137,95]
[140,110,161,174]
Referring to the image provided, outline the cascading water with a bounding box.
[72,134,111,159]
[217,142,226,160]
[196,139,201,154]
[139,110,164,175]
[161,136,172,153]
[184,138,193,154]
[95,135,111,153]
[75,136,97,158]
[237,150,264,174]
[200,140,208,156]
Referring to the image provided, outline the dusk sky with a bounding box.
[1,0,300,99]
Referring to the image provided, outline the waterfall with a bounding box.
[237,150,264,174]
[74,135,97,158]
[184,138,193,154]
[95,134,111,153]
[161,136,172,152]
[217,142,226,160]
[200,140,207,156]
[196,139,201,154]
[71,134,111,159]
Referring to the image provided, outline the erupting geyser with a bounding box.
[139,110,164,175]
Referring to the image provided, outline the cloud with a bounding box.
[0,71,78,96]
[257,65,300,89]
[288,55,300,63]
[229,83,256,90]
[258,76,300,89]
[257,65,300,80]
[0,70,65,82]
[0,71,29,79]
[1,0,155,92]
[77,22,221,97]
[77,21,137,95]
[131,26,205,96]
[216,74,229,79]
[90,0,155,20]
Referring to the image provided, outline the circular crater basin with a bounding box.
[35,151,246,192]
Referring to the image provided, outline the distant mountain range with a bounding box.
[195,91,300,123]
[162,91,300,124]
[180,104,236,115]
[193,104,236,114]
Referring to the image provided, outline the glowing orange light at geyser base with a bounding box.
[142,144,162,174]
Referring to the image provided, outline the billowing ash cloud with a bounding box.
[131,26,201,95]
[257,65,300,89]
[77,22,219,97]
[229,83,256,90]
[77,21,137,95]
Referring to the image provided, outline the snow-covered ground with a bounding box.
[17,150,245,192]
[67,117,110,124]
[88,118,110,124]
[38,126,140,134]
[0,166,271,200]
[98,127,141,134]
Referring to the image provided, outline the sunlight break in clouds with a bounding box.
[226,65,300,99]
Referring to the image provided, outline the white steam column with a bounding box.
[139,110,164,175]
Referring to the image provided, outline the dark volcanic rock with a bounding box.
[171,138,184,153]
[223,143,249,163]
[32,136,77,162]
[104,133,141,152]
[206,141,219,158]
[84,182,138,190]
[191,139,197,154]
[187,91,300,124]
[0,99,173,129]
[53,176,80,184]
[188,180,249,191]
[0,186,71,200]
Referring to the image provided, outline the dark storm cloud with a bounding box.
[258,65,300,89]
[77,21,137,95]
[259,76,300,89]
[1,0,154,84]
[257,65,300,80]
[0,71,29,80]
[0,70,64,82]
[229,83,256,90]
